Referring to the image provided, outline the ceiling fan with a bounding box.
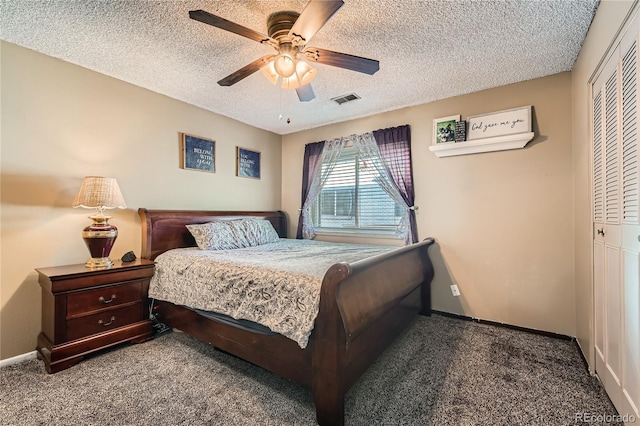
[189,0,380,102]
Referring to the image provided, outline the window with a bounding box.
[297,125,415,243]
[310,147,404,233]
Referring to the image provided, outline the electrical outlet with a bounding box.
[450,284,460,296]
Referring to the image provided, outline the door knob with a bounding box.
[597,228,605,236]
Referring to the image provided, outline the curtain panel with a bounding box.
[296,141,325,239]
[372,125,418,244]
[296,139,348,239]
[351,132,415,244]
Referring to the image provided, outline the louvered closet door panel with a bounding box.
[594,87,604,223]
[593,63,607,375]
[605,67,621,224]
[594,51,618,226]
[622,39,639,224]
[593,54,618,377]
[592,22,622,412]
[620,16,640,418]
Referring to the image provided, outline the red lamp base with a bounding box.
[82,215,118,269]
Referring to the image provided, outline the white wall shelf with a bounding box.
[429,132,535,158]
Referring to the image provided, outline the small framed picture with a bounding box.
[433,115,461,144]
[236,147,261,179]
[181,133,215,173]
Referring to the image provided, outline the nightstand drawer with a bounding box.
[66,303,143,341]
[67,281,143,317]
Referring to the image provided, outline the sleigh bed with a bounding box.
[139,208,435,426]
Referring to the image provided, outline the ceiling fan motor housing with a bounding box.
[267,12,300,41]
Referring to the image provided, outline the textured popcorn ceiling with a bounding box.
[0,0,599,135]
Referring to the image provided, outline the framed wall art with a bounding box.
[181,133,215,173]
[433,115,461,144]
[236,146,261,179]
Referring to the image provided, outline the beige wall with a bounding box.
[0,41,282,359]
[572,0,637,371]
[283,73,575,336]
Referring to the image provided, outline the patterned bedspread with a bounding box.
[149,239,396,348]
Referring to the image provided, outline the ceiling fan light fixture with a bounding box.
[274,53,296,78]
[261,57,315,89]
[296,60,317,85]
[281,74,301,89]
[260,59,279,85]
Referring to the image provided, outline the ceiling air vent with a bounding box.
[331,93,361,105]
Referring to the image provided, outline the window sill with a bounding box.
[314,230,402,240]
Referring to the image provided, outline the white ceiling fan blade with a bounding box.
[289,0,344,46]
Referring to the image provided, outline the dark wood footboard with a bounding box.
[311,238,435,424]
[138,208,435,426]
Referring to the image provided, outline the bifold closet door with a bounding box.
[592,10,640,421]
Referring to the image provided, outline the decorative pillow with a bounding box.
[185,219,280,250]
[185,221,244,250]
[236,218,280,247]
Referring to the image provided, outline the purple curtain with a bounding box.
[296,141,325,239]
[372,125,418,243]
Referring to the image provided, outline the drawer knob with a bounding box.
[98,316,116,327]
[99,294,117,304]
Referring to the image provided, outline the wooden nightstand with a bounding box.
[36,259,155,373]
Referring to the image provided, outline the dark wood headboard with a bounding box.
[138,208,287,260]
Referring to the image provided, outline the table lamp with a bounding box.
[72,176,127,268]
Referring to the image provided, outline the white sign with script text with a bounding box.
[467,106,532,140]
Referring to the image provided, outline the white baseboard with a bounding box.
[0,351,37,368]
